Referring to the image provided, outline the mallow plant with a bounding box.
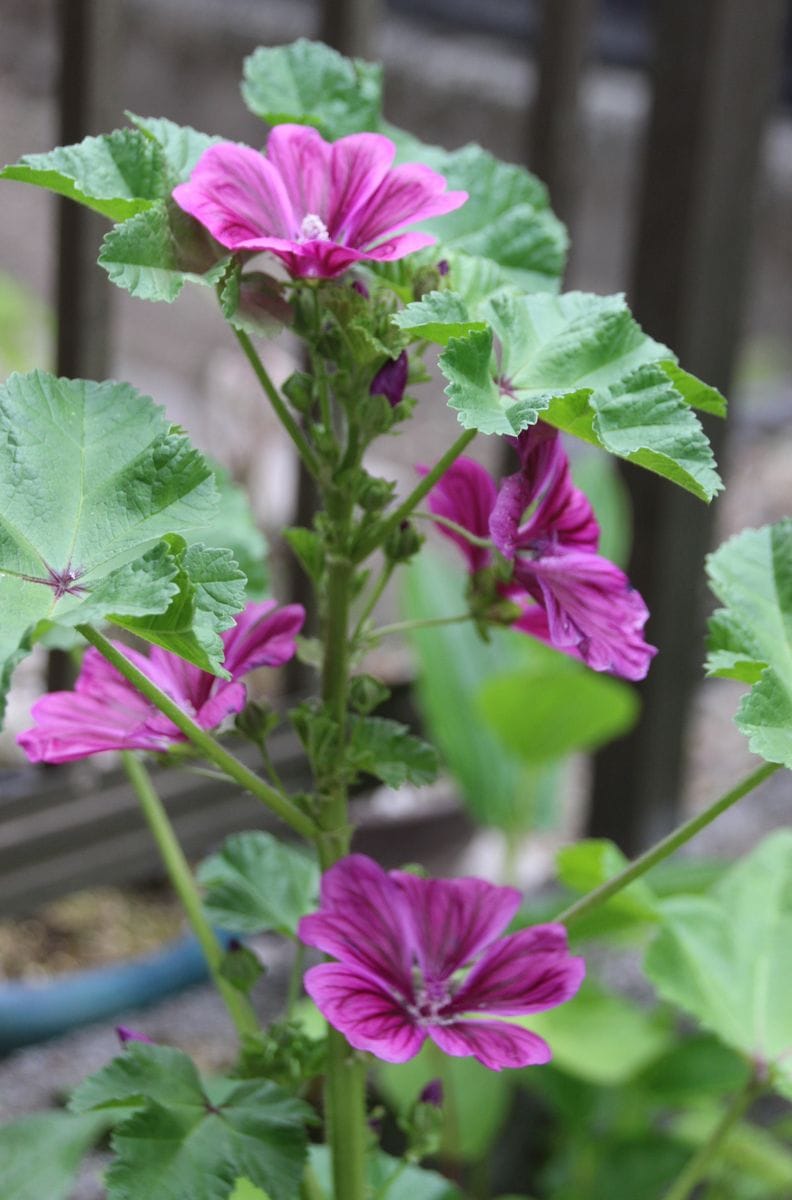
[0,37,789,1200]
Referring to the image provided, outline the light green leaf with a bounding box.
[671,1108,792,1194]
[392,291,486,346]
[440,251,517,313]
[347,715,439,787]
[310,1145,463,1197]
[522,982,671,1086]
[1,128,166,220]
[439,291,722,500]
[71,1044,309,1200]
[230,1182,272,1200]
[127,113,223,184]
[645,831,792,1100]
[388,131,567,291]
[555,838,660,931]
[706,521,792,765]
[189,464,268,598]
[477,659,639,765]
[242,39,382,139]
[661,361,727,418]
[0,371,219,720]
[197,831,319,937]
[0,1110,107,1200]
[99,201,228,302]
[111,537,245,676]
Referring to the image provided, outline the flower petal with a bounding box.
[345,162,467,248]
[17,684,173,762]
[428,1020,552,1071]
[518,550,657,680]
[304,963,425,1063]
[172,142,296,248]
[423,457,497,573]
[265,124,332,222]
[448,925,585,1017]
[392,872,521,984]
[327,132,396,240]
[298,855,415,992]
[221,601,305,677]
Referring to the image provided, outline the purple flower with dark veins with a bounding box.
[172,125,467,280]
[299,855,584,1071]
[18,600,304,763]
[425,426,657,681]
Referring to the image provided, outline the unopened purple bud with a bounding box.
[369,351,408,408]
[437,259,449,276]
[116,1026,154,1047]
[419,1079,444,1107]
[352,279,370,299]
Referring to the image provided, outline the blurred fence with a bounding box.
[1,0,789,911]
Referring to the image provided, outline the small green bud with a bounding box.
[234,700,280,747]
[349,674,391,715]
[282,370,314,414]
[358,475,396,513]
[384,520,424,564]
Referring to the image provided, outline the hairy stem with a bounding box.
[121,751,259,1039]
[351,559,396,643]
[556,761,780,927]
[414,509,494,548]
[662,1077,761,1200]
[372,612,473,639]
[75,625,317,840]
[354,427,477,561]
[234,327,320,480]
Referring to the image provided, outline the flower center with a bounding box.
[403,968,456,1028]
[297,213,330,243]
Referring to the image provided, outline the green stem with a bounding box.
[662,1078,761,1200]
[121,751,259,1040]
[75,625,317,841]
[233,327,320,480]
[413,509,494,549]
[286,941,305,1021]
[372,612,473,639]
[556,760,780,927]
[372,1158,409,1200]
[352,559,396,643]
[300,1165,326,1200]
[354,427,477,561]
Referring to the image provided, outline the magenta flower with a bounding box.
[425,426,657,680]
[299,855,584,1071]
[17,600,304,764]
[172,125,467,280]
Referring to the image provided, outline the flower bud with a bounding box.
[384,520,424,564]
[116,1026,154,1047]
[369,351,408,409]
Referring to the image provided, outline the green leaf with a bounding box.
[219,266,293,337]
[402,554,555,833]
[0,370,219,721]
[127,113,223,184]
[637,1034,751,1104]
[477,658,639,765]
[392,291,486,346]
[661,361,727,418]
[1,128,166,220]
[388,132,567,291]
[71,1044,309,1200]
[283,528,325,585]
[111,537,246,677]
[0,1110,107,1200]
[197,831,319,937]
[99,201,228,302]
[230,1182,272,1200]
[555,839,660,932]
[438,291,722,501]
[347,715,439,787]
[706,521,792,765]
[644,831,792,1100]
[310,1145,462,1198]
[188,464,268,598]
[671,1108,792,1196]
[219,943,265,993]
[522,981,671,1086]
[242,39,382,139]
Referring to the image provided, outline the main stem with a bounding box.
[75,625,317,841]
[317,545,368,1200]
[556,760,780,927]
[121,751,259,1040]
[662,1077,761,1200]
[234,327,320,480]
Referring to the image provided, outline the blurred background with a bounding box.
[0,0,791,1084]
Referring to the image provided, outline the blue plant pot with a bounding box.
[0,932,225,1053]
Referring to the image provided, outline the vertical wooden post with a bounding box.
[49,0,120,692]
[529,0,596,232]
[588,0,787,852]
[318,0,382,61]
